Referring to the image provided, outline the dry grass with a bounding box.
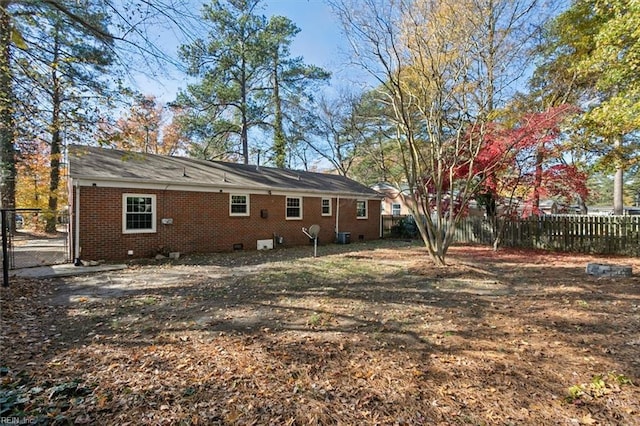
[1,240,639,425]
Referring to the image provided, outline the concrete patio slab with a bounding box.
[11,263,128,279]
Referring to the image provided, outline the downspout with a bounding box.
[73,181,81,266]
[66,176,72,263]
[161,184,170,253]
[335,196,340,242]
[379,199,383,238]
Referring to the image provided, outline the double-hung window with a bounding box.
[356,200,368,219]
[321,198,331,216]
[286,196,302,219]
[392,203,401,216]
[230,194,249,216]
[123,194,156,233]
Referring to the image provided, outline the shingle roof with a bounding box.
[68,145,381,198]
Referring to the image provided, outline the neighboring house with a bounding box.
[589,206,640,216]
[538,199,560,215]
[373,182,485,218]
[371,182,415,216]
[68,145,382,262]
[623,207,640,216]
[372,182,417,237]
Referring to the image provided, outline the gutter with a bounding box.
[70,176,384,200]
[335,196,340,241]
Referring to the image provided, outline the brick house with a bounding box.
[371,182,415,216]
[68,145,382,262]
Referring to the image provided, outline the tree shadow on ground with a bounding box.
[2,240,639,424]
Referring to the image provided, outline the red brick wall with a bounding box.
[74,186,381,261]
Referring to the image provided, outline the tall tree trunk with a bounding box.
[613,168,624,214]
[0,2,16,212]
[486,0,496,114]
[612,135,624,215]
[532,144,544,215]
[272,48,286,168]
[45,22,63,233]
[240,52,249,164]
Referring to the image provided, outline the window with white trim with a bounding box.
[392,203,401,216]
[321,198,331,216]
[123,194,156,233]
[230,194,249,216]
[356,200,368,219]
[286,196,302,219]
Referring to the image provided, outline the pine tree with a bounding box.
[178,0,328,166]
[12,1,114,232]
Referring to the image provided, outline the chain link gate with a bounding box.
[2,208,71,285]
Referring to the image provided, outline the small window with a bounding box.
[392,203,401,216]
[123,194,156,233]
[286,196,302,219]
[321,198,332,216]
[356,200,368,219]
[230,194,249,216]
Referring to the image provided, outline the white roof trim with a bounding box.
[71,177,383,200]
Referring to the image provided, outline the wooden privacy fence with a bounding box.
[385,214,640,256]
[454,215,640,256]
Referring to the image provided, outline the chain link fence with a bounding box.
[3,209,70,270]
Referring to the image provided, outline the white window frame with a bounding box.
[356,200,368,219]
[286,196,303,220]
[123,193,156,234]
[321,197,332,216]
[392,203,401,216]
[229,194,250,216]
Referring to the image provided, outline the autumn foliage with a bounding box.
[103,95,187,156]
[411,105,587,220]
[15,139,68,230]
[466,104,588,216]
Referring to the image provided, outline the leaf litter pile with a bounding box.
[1,240,639,425]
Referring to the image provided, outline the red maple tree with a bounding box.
[467,104,588,217]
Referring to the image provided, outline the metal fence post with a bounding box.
[2,209,9,287]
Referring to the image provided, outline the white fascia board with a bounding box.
[267,189,382,200]
[73,177,382,200]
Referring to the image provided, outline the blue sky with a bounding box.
[133,0,359,103]
[266,0,343,70]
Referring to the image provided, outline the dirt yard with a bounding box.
[1,240,639,425]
